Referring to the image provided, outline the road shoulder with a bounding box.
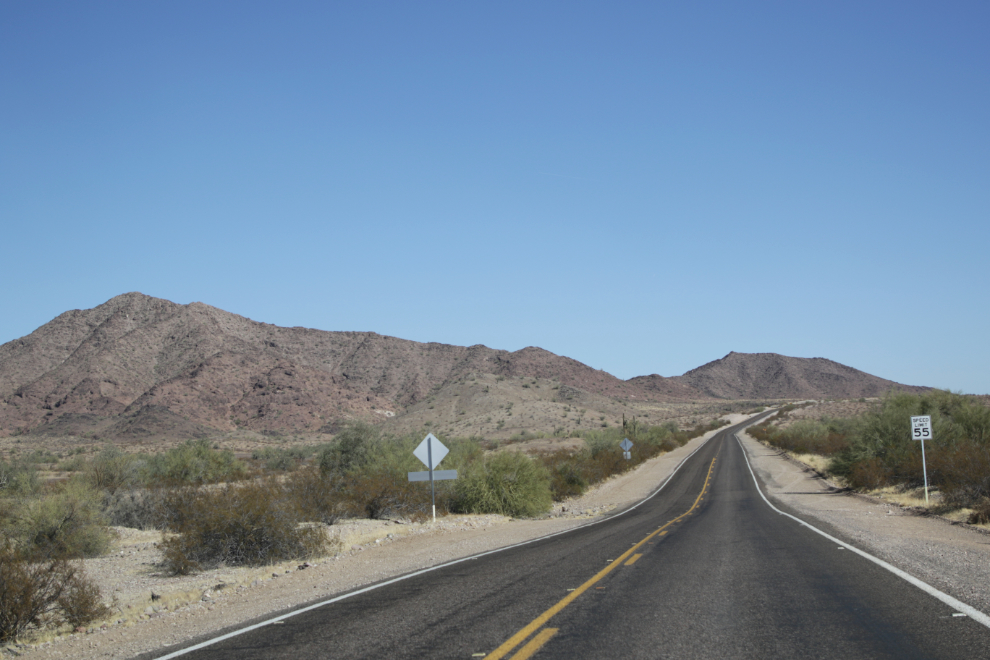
[737,429,990,618]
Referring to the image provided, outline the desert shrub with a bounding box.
[541,418,721,502]
[251,446,313,472]
[316,425,481,520]
[14,481,112,559]
[926,441,990,508]
[584,432,620,458]
[340,468,433,520]
[454,451,551,517]
[792,391,990,508]
[507,430,545,443]
[56,455,88,472]
[143,440,245,485]
[0,459,40,496]
[581,443,626,485]
[159,479,328,574]
[20,449,58,465]
[755,418,854,457]
[318,423,383,477]
[101,488,165,530]
[0,542,109,642]
[542,450,588,500]
[968,499,990,525]
[285,468,345,524]
[847,457,891,490]
[57,571,111,628]
[87,446,140,495]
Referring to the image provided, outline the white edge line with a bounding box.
[154,419,738,659]
[734,431,990,630]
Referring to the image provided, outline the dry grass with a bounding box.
[787,453,832,475]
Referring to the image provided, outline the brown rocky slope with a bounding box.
[668,351,929,399]
[0,294,929,442]
[0,293,705,440]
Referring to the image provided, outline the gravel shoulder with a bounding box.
[14,413,990,658]
[737,429,990,618]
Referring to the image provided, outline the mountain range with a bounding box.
[0,293,927,442]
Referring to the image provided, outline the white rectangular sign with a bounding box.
[911,415,932,441]
[408,470,457,482]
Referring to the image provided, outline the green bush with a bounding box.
[541,418,718,501]
[159,479,329,574]
[0,459,40,496]
[455,451,552,517]
[753,391,990,509]
[318,422,385,476]
[143,440,245,485]
[20,449,58,465]
[542,450,588,500]
[316,425,482,520]
[87,445,140,495]
[749,418,853,456]
[14,481,112,560]
[251,446,313,472]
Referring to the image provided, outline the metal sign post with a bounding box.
[409,433,457,522]
[911,415,932,505]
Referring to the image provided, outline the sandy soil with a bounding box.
[9,412,990,658]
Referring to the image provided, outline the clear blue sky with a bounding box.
[2,2,988,393]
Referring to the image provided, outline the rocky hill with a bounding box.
[0,293,705,441]
[0,294,928,443]
[671,351,928,399]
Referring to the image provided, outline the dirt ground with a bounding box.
[9,412,990,659]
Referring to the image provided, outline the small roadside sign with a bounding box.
[911,416,932,441]
[910,416,933,505]
[621,438,632,460]
[414,433,449,470]
[408,433,456,522]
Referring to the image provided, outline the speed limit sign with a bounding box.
[911,415,932,440]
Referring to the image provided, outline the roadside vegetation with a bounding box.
[541,418,728,500]
[0,414,731,641]
[0,462,112,642]
[749,391,990,522]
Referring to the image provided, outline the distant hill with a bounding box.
[0,293,690,440]
[670,351,929,399]
[0,294,929,442]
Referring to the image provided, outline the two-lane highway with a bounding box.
[149,418,990,659]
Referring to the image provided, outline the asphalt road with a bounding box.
[148,419,990,659]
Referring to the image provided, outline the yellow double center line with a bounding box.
[484,451,721,660]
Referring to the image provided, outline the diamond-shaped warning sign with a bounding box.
[413,433,448,470]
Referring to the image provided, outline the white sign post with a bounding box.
[911,415,932,505]
[408,433,457,522]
